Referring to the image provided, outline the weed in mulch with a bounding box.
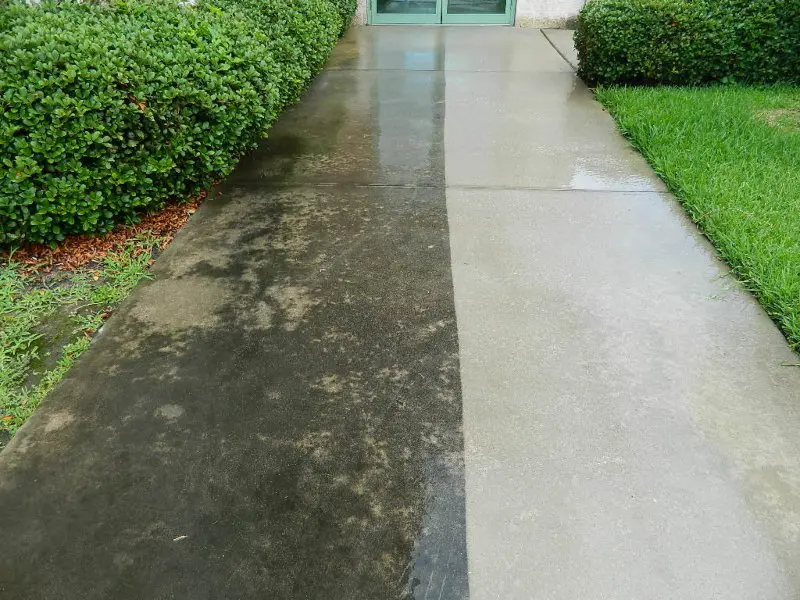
[0,194,208,442]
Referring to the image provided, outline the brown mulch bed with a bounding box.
[1,192,208,275]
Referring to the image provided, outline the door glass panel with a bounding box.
[446,0,505,14]
[377,0,437,14]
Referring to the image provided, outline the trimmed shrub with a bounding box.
[575,0,800,86]
[0,0,349,245]
[327,0,358,36]
[209,0,340,103]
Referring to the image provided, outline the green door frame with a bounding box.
[369,0,515,25]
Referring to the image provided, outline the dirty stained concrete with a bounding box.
[0,31,465,600]
[3,26,800,600]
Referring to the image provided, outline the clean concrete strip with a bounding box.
[449,189,800,598]
[445,28,800,600]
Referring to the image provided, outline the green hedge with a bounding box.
[0,0,351,245]
[575,0,800,86]
[327,0,358,36]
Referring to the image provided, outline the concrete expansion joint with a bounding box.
[540,28,577,71]
[255,181,667,195]
[444,185,665,194]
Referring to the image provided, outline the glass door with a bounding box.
[371,0,442,24]
[442,0,513,23]
[370,0,512,24]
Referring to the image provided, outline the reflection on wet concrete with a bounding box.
[407,453,468,599]
[230,70,445,187]
[444,70,665,191]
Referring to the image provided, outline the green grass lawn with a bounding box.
[0,237,155,444]
[596,85,800,349]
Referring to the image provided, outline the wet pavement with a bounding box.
[2,26,800,599]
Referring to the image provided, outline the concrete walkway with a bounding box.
[2,27,800,599]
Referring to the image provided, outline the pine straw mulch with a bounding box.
[0,191,208,276]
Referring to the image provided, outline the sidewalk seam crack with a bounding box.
[227,181,666,194]
[540,29,577,72]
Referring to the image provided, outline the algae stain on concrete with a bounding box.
[154,404,185,422]
[268,284,319,331]
[130,277,230,331]
[43,411,74,433]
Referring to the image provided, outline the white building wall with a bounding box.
[514,0,584,27]
[354,0,584,27]
[355,0,369,26]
